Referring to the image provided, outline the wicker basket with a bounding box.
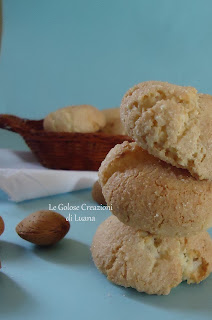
[0,114,133,171]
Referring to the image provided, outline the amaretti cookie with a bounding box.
[101,107,125,135]
[120,81,212,180]
[44,105,106,133]
[91,216,212,295]
[98,141,212,237]
[92,180,107,206]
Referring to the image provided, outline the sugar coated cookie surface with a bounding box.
[98,141,212,237]
[91,216,212,295]
[44,104,106,133]
[121,81,212,180]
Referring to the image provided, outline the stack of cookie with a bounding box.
[91,81,212,295]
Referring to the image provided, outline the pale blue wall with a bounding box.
[0,0,212,119]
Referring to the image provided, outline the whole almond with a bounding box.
[0,216,4,236]
[16,210,70,246]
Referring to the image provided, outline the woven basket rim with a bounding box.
[26,129,132,139]
[0,113,133,141]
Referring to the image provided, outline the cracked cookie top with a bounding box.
[120,81,212,180]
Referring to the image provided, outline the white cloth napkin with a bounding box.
[0,149,98,202]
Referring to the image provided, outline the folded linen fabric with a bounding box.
[0,149,98,202]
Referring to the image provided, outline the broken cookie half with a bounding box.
[120,81,212,180]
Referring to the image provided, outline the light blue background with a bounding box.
[1,0,212,119]
[1,1,212,319]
